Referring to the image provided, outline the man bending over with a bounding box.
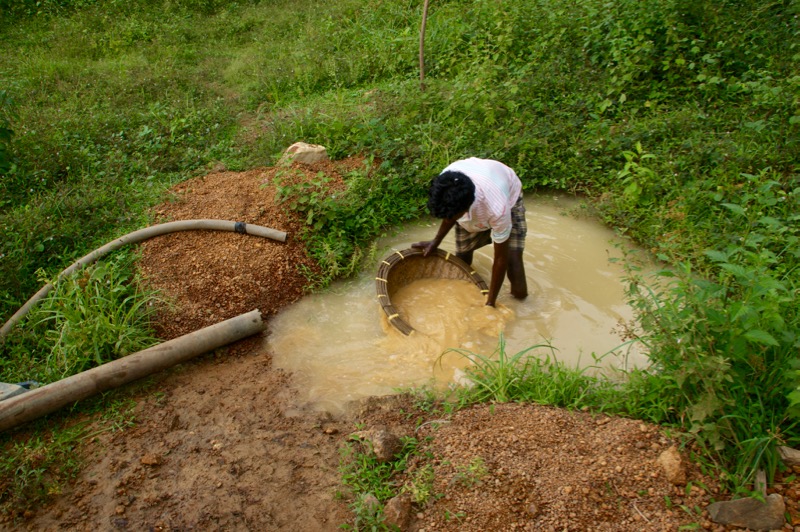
[412,157,528,307]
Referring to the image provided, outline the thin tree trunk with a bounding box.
[419,0,430,91]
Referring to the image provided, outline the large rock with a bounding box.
[779,445,800,467]
[707,493,785,531]
[279,142,328,165]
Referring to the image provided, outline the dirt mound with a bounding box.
[8,159,799,531]
[138,157,357,340]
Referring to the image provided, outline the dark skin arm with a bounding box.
[411,215,460,257]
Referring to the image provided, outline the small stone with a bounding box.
[383,493,412,530]
[360,493,380,516]
[140,454,161,466]
[754,469,767,496]
[779,446,800,467]
[657,446,686,486]
[279,142,328,165]
[115,506,125,515]
[350,429,402,462]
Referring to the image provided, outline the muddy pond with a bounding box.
[266,194,650,414]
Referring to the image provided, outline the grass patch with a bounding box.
[339,434,424,530]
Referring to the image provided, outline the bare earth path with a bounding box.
[6,159,799,531]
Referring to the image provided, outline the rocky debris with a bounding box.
[137,158,361,340]
[656,445,686,486]
[350,428,403,463]
[707,493,786,531]
[405,401,726,531]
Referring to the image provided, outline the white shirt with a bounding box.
[442,158,522,243]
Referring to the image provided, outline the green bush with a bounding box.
[617,175,800,490]
[274,156,424,285]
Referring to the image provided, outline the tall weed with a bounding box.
[1,251,160,384]
[444,334,605,409]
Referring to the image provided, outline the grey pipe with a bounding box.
[0,309,265,432]
[0,220,287,341]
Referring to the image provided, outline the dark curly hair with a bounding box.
[427,171,475,219]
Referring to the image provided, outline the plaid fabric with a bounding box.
[455,196,527,253]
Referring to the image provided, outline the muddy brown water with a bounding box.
[267,195,650,414]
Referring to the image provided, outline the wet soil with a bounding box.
[5,157,800,531]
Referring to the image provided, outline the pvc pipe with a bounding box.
[0,309,264,432]
[0,220,287,341]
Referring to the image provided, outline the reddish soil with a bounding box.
[4,157,799,531]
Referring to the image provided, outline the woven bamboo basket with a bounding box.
[376,248,489,335]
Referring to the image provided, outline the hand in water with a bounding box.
[411,241,438,257]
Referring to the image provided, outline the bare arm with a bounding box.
[411,217,458,256]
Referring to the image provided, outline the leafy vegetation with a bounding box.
[0,0,797,515]
[274,157,423,286]
[0,251,161,384]
[440,335,563,404]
